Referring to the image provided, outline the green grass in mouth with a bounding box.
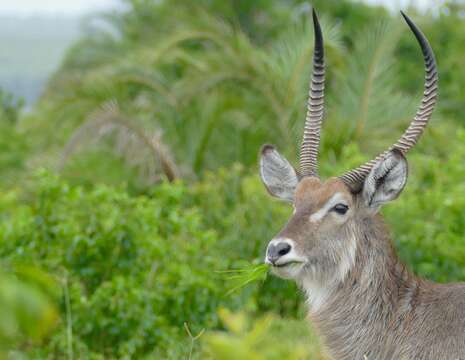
[216,263,270,295]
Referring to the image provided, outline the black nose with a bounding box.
[267,242,291,264]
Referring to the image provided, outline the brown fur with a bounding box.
[269,177,465,360]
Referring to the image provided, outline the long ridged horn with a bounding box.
[299,9,325,177]
[340,11,438,191]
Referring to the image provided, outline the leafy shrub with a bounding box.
[1,171,222,358]
[202,309,324,360]
[1,124,464,358]
[0,266,58,358]
[1,169,297,358]
[1,1,464,359]
[0,88,24,125]
[385,129,465,282]
[0,89,28,185]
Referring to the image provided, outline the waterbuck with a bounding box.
[260,10,465,360]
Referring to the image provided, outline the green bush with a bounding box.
[1,171,222,358]
[385,129,465,282]
[0,88,24,125]
[1,169,298,358]
[1,2,465,358]
[0,266,58,358]
[1,124,464,358]
[0,89,28,185]
[202,309,323,360]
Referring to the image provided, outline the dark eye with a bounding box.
[332,203,349,215]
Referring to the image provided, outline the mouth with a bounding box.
[267,259,306,280]
[273,261,304,268]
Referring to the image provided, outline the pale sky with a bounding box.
[0,0,437,15]
[363,0,440,12]
[0,0,122,15]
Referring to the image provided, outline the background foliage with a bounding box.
[1,0,465,358]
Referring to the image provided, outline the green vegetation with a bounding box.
[1,0,465,358]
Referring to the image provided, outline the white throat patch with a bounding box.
[338,234,357,282]
[302,276,332,312]
[301,235,357,312]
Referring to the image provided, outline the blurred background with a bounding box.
[0,0,464,358]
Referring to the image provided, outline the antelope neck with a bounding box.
[306,215,422,359]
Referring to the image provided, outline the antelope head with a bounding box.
[260,11,438,300]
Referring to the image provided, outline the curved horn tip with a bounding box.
[400,10,414,25]
[311,8,323,42]
[400,11,432,49]
[400,11,420,35]
[312,8,318,22]
[339,10,438,191]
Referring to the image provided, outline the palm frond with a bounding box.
[59,101,180,184]
[326,19,417,156]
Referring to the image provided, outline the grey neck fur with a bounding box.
[299,214,465,360]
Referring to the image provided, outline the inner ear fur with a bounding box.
[362,149,408,208]
[259,145,299,202]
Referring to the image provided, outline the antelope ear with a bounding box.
[362,150,408,209]
[259,145,298,202]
